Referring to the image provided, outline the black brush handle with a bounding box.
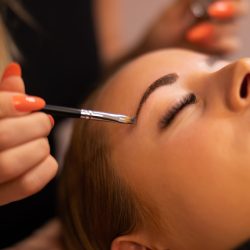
[42,105,81,118]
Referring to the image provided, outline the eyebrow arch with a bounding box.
[135,73,179,119]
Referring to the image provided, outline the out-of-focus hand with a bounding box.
[140,0,249,55]
[5,219,62,250]
[0,63,58,206]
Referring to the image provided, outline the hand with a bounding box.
[0,63,58,206]
[6,219,62,250]
[140,0,249,55]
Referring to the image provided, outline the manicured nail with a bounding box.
[2,63,21,81]
[186,23,214,43]
[13,95,46,112]
[208,1,236,19]
[48,115,55,127]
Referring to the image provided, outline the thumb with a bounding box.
[0,63,25,93]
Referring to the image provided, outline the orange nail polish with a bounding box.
[208,1,236,19]
[186,23,214,43]
[2,63,22,81]
[13,95,46,112]
[48,115,55,127]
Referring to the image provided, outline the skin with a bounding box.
[0,0,248,245]
[93,49,250,250]
[0,0,247,206]
[0,73,58,205]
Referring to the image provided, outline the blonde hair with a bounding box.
[0,0,37,75]
[0,15,12,75]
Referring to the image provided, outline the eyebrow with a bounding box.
[135,73,179,119]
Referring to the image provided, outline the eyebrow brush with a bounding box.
[42,105,136,124]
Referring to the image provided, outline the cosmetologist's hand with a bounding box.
[140,0,249,55]
[0,63,58,206]
[6,219,62,250]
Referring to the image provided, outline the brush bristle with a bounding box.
[130,117,136,124]
[124,116,136,124]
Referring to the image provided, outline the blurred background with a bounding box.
[114,0,250,59]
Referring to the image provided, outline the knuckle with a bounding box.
[36,138,50,156]
[0,126,10,148]
[19,173,43,197]
[48,156,59,176]
[0,109,4,118]
[40,156,59,180]
[0,94,14,118]
[29,113,51,137]
[0,154,14,181]
[0,105,5,119]
[19,156,58,197]
[36,113,52,134]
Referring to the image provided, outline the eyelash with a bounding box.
[160,93,197,129]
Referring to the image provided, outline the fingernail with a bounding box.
[208,1,236,19]
[13,95,46,112]
[2,63,22,81]
[186,23,214,43]
[48,115,55,127]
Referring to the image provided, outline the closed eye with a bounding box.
[159,93,197,129]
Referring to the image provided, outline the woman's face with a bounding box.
[97,49,250,249]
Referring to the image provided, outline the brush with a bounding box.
[42,104,136,124]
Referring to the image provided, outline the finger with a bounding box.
[184,32,240,55]
[35,219,61,237]
[208,0,249,20]
[0,112,54,151]
[203,36,240,54]
[0,63,25,93]
[186,22,215,44]
[0,155,58,205]
[7,219,62,249]
[0,92,45,118]
[186,19,239,43]
[0,138,51,183]
[186,21,240,54]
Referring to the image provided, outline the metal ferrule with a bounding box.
[80,109,135,124]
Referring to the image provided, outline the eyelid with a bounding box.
[159,93,197,129]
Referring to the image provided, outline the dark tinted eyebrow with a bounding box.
[135,73,179,119]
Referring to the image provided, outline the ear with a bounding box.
[111,237,149,250]
[111,234,151,250]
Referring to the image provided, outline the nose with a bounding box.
[205,58,250,112]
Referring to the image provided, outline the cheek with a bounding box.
[154,118,250,245]
[113,117,250,247]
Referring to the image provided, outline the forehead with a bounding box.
[97,49,208,115]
